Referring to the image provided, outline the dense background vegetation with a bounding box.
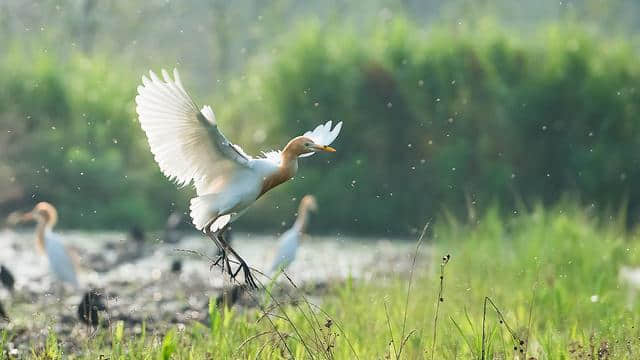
[2,1,640,235]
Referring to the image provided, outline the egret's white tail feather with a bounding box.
[190,194,232,232]
[190,195,218,231]
[210,214,231,233]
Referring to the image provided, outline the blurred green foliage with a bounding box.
[0,47,188,229]
[2,21,640,234]
[229,20,640,234]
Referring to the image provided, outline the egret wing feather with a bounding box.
[260,150,282,166]
[136,68,251,194]
[299,121,343,158]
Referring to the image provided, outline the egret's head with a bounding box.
[285,136,336,157]
[301,195,318,212]
[9,202,58,227]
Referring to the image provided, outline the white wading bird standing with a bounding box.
[269,195,318,275]
[8,202,79,290]
[135,69,342,289]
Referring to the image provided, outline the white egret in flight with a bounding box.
[135,69,342,288]
[269,195,318,275]
[8,202,79,290]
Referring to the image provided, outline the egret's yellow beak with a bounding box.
[320,145,336,153]
[6,211,32,226]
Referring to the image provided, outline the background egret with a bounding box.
[269,195,318,275]
[8,202,79,290]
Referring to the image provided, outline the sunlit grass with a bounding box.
[7,204,640,359]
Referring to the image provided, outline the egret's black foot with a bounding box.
[231,260,258,290]
[210,253,223,271]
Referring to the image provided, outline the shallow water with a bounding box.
[0,228,427,353]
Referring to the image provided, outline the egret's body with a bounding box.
[269,195,317,275]
[269,228,299,275]
[135,69,341,288]
[43,231,79,287]
[9,202,78,289]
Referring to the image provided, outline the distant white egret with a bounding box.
[269,195,318,275]
[135,68,342,288]
[8,202,79,289]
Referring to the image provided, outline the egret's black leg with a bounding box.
[215,224,258,289]
[216,230,234,277]
[225,242,258,290]
[205,225,228,274]
[205,222,257,289]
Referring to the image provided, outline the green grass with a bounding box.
[7,204,640,359]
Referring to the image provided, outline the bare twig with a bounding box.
[481,297,524,360]
[236,331,274,352]
[384,300,398,359]
[397,221,430,359]
[524,272,539,357]
[429,253,450,360]
[306,301,360,360]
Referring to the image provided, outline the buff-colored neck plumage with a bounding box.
[259,136,313,197]
[32,202,58,254]
[293,195,317,233]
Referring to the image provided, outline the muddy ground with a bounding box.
[0,228,426,355]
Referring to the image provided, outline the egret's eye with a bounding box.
[304,142,311,147]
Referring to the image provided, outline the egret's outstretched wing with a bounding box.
[260,150,282,165]
[136,68,251,194]
[300,121,343,158]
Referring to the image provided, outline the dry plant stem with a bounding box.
[279,272,329,356]
[481,297,522,360]
[245,277,313,359]
[179,241,360,359]
[306,302,360,360]
[429,254,450,360]
[524,274,539,357]
[384,301,399,359]
[397,221,430,359]
[235,331,274,353]
[175,248,297,359]
[276,269,360,360]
